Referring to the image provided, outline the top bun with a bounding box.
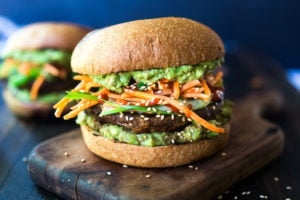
[71,17,224,75]
[3,22,92,53]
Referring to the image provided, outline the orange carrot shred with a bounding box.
[107,92,121,99]
[182,93,211,101]
[44,63,60,76]
[85,82,102,92]
[154,89,172,96]
[160,78,169,83]
[172,81,180,99]
[73,75,93,81]
[19,62,36,75]
[30,75,45,101]
[158,81,168,90]
[63,100,98,120]
[201,79,211,97]
[212,72,223,86]
[184,87,204,93]
[180,80,201,93]
[53,98,71,117]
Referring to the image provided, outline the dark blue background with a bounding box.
[1,0,299,68]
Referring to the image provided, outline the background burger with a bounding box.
[0,22,91,119]
[54,17,232,168]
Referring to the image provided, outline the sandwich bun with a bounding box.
[81,124,230,168]
[2,22,91,119]
[3,89,53,119]
[3,22,91,53]
[71,17,224,75]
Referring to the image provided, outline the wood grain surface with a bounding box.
[27,91,285,200]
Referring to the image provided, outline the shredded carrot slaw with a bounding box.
[53,72,225,133]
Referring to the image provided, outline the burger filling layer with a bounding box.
[53,58,232,146]
[91,58,223,93]
[0,50,74,104]
[76,100,232,147]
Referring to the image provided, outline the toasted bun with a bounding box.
[3,89,53,119]
[3,22,91,53]
[81,124,230,168]
[71,17,224,75]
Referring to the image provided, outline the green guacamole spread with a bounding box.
[3,49,72,67]
[91,58,223,93]
[0,49,72,79]
[76,100,233,147]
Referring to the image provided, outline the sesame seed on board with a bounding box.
[286,186,292,190]
[259,195,268,199]
[145,174,151,178]
[221,152,227,156]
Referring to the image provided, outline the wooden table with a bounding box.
[0,50,299,199]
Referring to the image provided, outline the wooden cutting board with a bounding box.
[27,91,285,200]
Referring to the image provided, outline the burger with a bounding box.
[0,22,91,119]
[54,17,232,167]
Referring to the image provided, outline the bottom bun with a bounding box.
[81,123,230,168]
[3,89,53,119]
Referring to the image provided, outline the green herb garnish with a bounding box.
[65,91,98,101]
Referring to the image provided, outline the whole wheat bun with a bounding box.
[71,17,224,75]
[3,89,53,119]
[3,22,91,53]
[81,124,230,168]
